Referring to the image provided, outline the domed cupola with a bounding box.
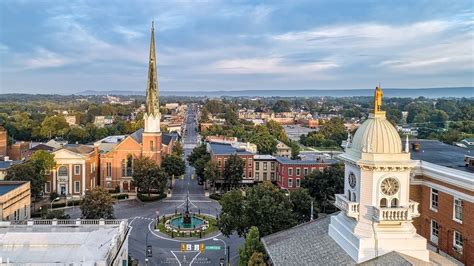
[343,85,409,162]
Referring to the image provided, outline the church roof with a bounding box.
[62,144,95,154]
[130,128,144,144]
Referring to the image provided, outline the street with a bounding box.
[66,105,243,265]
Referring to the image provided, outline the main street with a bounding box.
[66,105,243,265]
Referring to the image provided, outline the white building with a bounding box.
[0,219,129,265]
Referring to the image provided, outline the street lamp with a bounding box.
[50,197,60,211]
[213,238,228,265]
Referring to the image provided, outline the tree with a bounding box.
[5,162,44,199]
[301,164,344,212]
[248,252,267,266]
[66,127,88,143]
[248,125,277,155]
[80,187,114,219]
[218,182,297,237]
[272,100,291,112]
[30,150,56,175]
[223,154,244,190]
[204,160,220,192]
[162,154,185,188]
[172,141,184,157]
[319,118,347,146]
[40,116,69,139]
[239,226,265,266]
[132,157,167,196]
[291,188,315,223]
[188,144,208,166]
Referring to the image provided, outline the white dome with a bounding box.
[350,112,402,154]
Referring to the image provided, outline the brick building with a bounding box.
[253,155,277,182]
[46,144,99,197]
[276,157,334,189]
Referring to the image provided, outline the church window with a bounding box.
[150,140,154,151]
[352,192,356,202]
[126,155,133,176]
[58,166,68,177]
[380,198,387,208]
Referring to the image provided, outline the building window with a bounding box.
[453,231,463,254]
[271,162,275,170]
[255,172,260,179]
[303,168,308,176]
[431,220,439,244]
[380,198,387,207]
[74,165,81,175]
[150,140,154,151]
[296,168,301,176]
[224,159,227,167]
[255,162,259,170]
[74,181,80,193]
[218,159,222,167]
[248,170,252,178]
[271,173,275,180]
[391,198,398,207]
[430,188,438,211]
[106,181,112,188]
[288,178,293,188]
[45,182,51,193]
[263,162,267,170]
[58,166,68,177]
[106,162,112,177]
[453,198,463,223]
[288,168,293,176]
[248,159,252,167]
[125,155,133,176]
[296,178,300,187]
[263,172,267,180]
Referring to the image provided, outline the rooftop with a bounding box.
[410,140,473,173]
[275,156,335,165]
[0,219,128,265]
[63,144,95,154]
[254,155,276,160]
[208,142,254,155]
[0,160,22,170]
[262,214,459,266]
[0,184,22,196]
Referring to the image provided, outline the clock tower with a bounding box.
[328,85,429,263]
[142,21,162,165]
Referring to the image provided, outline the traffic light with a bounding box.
[146,245,152,257]
[199,243,205,252]
[181,243,186,252]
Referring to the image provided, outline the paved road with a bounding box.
[66,105,243,265]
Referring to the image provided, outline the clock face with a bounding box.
[348,173,356,188]
[380,177,400,196]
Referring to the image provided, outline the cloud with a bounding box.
[23,48,69,69]
[114,26,144,40]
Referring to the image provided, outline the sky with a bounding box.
[0,0,473,94]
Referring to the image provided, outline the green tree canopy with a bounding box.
[5,161,45,199]
[80,187,114,219]
[301,164,344,212]
[30,150,56,174]
[239,226,265,266]
[204,160,220,192]
[291,188,315,223]
[223,154,244,190]
[272,100,291,113]
[132,157,167,196]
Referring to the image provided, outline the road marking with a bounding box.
[170,251,182,266]
[147,220,222,243]
[189,252,202,265]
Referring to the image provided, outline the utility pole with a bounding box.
[310,200,314,221]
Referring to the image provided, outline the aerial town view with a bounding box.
[0,1,473,265]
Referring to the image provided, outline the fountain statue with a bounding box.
[183,192,192,225]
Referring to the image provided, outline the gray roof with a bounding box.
[275,156,335,165]
[130,128,144,143]
[63,144,94,154]
[262,214,432,266]
[163,132,179,145]
[262,214,355,265]
[208,143,254,155]
[410,140,473,173]
[0,182,26,196]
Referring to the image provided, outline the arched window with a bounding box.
[126,155,133,176]
[150,140,154,151]
[380,198,387,207]
[58,166,68,177]
[347,190,351,201]
[391,198,398,208]
[121,160,127,177]
[352,192,357,202]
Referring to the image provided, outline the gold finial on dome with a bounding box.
[374,83,383,113]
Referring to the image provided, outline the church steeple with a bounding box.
[146,21,159,116]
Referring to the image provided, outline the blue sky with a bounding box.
[0,0,472,94]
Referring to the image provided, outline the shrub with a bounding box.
[49,192,60,201]
[51,199,82,209]
[112,194,129,200]
[137,193,166,202]
[209,193,223,200]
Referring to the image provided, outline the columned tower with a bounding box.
[142,21,162,165]
[328,85,429,263]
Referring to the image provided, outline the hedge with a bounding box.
[51,199,82,209]
[209,193,223,200]
[112,194,129,200]
[137,193,167,202]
